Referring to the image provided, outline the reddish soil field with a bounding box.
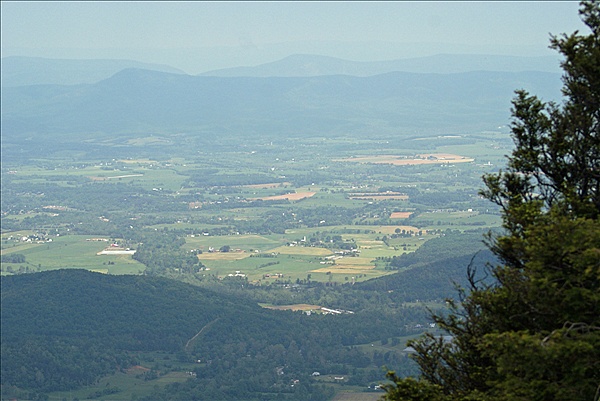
[390,212,413,219]
[251,192,316,201]
[335,153,474,165]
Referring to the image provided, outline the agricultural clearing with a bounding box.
[334,153,475,165]
[2,134,504,282]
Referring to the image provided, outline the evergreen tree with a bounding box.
[383,2,600,400]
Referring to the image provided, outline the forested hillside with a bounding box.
[1,270,427,400]
[1,270,257,391]
[357,230,497,302]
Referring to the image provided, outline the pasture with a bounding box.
[195,246,393,284]
[0,235,144,275]
[268,245,334,256]
[187,224,436,282]
[185,234,280,252]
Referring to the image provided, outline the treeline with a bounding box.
[0,253,26,263]
[131,230,203,274]
[0,338,135,396]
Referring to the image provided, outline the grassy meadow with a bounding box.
[1,234,144,275]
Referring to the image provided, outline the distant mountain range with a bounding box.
[1,66,562,140]
[200,53,563,77]
[2,53,562,87]
[1,54,564,141]
[1,56,185,87]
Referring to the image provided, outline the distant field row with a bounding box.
[2,137,504,281]
[334,153,475,165]
[1,224,431,282]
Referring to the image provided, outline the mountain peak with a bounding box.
[1,56,186,87]
[199,53,561,78]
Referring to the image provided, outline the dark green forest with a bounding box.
[1,269,430,400]
[383,2,600,400]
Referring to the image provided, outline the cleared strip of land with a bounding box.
[390,212,413,219]
[242,182,292,189]
[369,225,422,234]
[267,246,334,256]
[249,192,316,201]
[261,304,321,311]
[96,249,136,255]
[350,195,408,200]
[117,159,158,164]
[334,153,474,165]
[89,174,144,181]
[311,266,375,274]
[197,252,250,261]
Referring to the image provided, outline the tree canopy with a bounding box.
[383,2,600,400]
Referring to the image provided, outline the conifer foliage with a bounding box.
[383,2,600,400]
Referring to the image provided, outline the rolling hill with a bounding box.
[0,269,423,399]
[1,56,185,87]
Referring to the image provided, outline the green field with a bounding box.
[1,136,504,283]
[1,235,144,275]
[46,351,198,401]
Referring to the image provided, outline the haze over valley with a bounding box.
[2,2,597,401]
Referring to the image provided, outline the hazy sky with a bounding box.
[1,1,586,74]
